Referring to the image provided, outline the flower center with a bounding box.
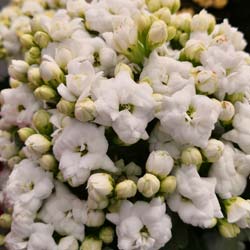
[185,105,196,122]
[75,144,88,156]
[119,103,134,112]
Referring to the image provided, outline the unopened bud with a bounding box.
[227,92,244,104]
[167,26,176,41]
[87,173,114,202]
[34,31,50,49]
[28,66,42,87]
[219,101,235,122]
[146,0,161,12]
[58,236,79,250]
[181,147,202,168]
[160,176,176,194]
[137,173,160,198]
[191,10,215,34]
[86,210,105,227]
[162,0,181,13]
[18,127,36,142]
[146,150,174,179]
[39,154,57,171]
[87,196,109,210]
[195,69,218,95]
[40,60,64,86]
[34,85,59,103]
[25,47,41,65]
[154,8,171,24]
[9,78,22,88]
[147,20,168,49]
[0,235,5,246]
[25,134,51,154]
[75,98,96,122]
[32,109,53,135]
[218,219,240,238]
[57,99,75,117]
[20,34,35,49]
[202,139,224,163]
[99,226,114,244]
[115,179,137,199]
[136,13,152,33]
[7,156,22,169]
[80,237,102,250]
[0,213,12,228]
[8,60,29,82]
[114,63,133,78]
[180,40,206,65]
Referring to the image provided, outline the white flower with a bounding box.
[168,165,223,228]
[40,10,82,42]
[107,198,172,250]
[22,1,44,16]
[53,119,116,186]
[209,143,250,199]
[140,51,194,95]
[213,19,247,51]
[8,60,29,82]
[223,102,250,154]
[4,159,54,212]
[38,182,87,241]
[157,85,221,148]
[0,85,41,128]
[93,71,155,144]
[226,197,250,228]
[57,59,97,102]
[146,150,174,179]
[27,223,57,250]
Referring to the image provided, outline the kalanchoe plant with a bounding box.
[0,0,250,250]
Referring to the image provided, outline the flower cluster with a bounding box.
[1,0,250,249]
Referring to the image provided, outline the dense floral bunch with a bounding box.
[1,0,250,249]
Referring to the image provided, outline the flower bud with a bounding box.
[99,226,114,244]
[202,139,224,163]
[137,173,160,198]
[167,26,176,41]
[154,8,171,24]
[39,154,57,171]
[218,220,240,238]
[147,20,168,49]
[25,47,41,65]
[34,85,59,103]
[219,101,235,122]
[40,60,64,86]
[34,31,50,49]
[32,110,53,135]
[18,127,36,142]
[146,150,174,179]
[136,13,152,33]
[57,99,75,117]
[160,176,177,194]
[99,47,117,69]
[0,213,12,228]
[195,69,218,95]
[58,236,79,250]
[56,171,65,182]
[181,147,202,168]
[87,196,109,210]
[146,0,161,12]
[162,0,180,13]
[179,32,189,47]
[80,237,102,250]
[87,173,114,202]
[8,60,29,82]
[171,13,192,33]
[227,92,244,104]
[25,134,51,154]
[9,78,22,88]
[75,98,96,122]
[0,143,18,160]
[7,156,22,169]
[191,10,215,34]
[86,210,105,227]
[28,65,42,87]
[114,63,133,78]
[0,235,5,246]
[20,34,35,49]
[115,180,137,199]
[180,40,206,65]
